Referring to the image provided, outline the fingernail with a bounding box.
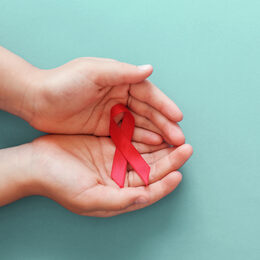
[135,196,148,204]
[137,64,152,71]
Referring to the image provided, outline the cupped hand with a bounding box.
[30,134,192,217]
[28,58,185,145]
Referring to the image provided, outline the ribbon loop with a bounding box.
[109,104,150,188]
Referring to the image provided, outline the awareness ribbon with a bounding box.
[109,104,150,188]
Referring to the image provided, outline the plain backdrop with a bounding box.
[0,0,259,259]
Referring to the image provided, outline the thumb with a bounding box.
[87,59,153,86]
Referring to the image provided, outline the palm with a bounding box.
[31,134,192,216]
[30,58,185,146]
[35,79,130,135]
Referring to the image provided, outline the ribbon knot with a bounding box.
[109,104,150,188]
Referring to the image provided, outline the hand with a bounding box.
[28,134,193,217]
[28,58,185,145]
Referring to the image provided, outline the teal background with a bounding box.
[0,0,260,259]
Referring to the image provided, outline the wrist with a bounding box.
[0,143,41,206]
[0,46,43,122]
[0,65,42,122]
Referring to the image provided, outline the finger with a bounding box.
[84,57,118,63]
[127,146,175,171]
[86,59,153,86]
[131,111,162,135]
[128,97,185,145]
[129,80,183,122]
[81,171,182,217]
[128,144,193,187]
[132,127,163,145]
[143,147,176,164]
[132,141,170,154]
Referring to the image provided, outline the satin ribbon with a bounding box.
[109,104,150,188]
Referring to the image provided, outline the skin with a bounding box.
[0,46,193,217]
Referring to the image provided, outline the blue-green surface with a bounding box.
[0,0,260,259]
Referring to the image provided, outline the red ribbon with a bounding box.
[109,104,150,188]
